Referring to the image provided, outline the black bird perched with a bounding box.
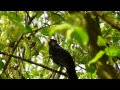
[48,39,78,79]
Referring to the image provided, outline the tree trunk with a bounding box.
[83,12,120,79]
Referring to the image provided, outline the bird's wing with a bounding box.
[53,45,75,69]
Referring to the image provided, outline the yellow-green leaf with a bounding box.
[97,36,106,46]
[49,23,71,35]
[88,50,105,67]
[73,26,89,46]
[105,46,120,58]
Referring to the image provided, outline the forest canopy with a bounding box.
[0,11,120,79]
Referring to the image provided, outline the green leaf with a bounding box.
[66,28,74,40]
[73,26,89,46]
[80,55,89,64]
[0,43,7,51]
[41,26,50,36]
[49,23,71,35]
[88,50,105,67]
[6,12,23,25]
[86,64,96,74]
[49,12,64,24]
[105,46,120,58]
[91,72,97,79]
[97,36,106,46]
[22,25,32,34]
[113,35,120,43]
[0,60,4,70]
[116,15,120,21]
[36,11,44,18]
[49,23,89,47]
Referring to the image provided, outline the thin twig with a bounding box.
[77,64,87,71]
[0,52,67,77]
[25,11,38,25]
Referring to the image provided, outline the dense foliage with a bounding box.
[0,11,120,79]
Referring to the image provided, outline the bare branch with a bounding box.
[25,11,38,25]
[76,64,87,71]
[28,13,37,25]
[0,51,67,77]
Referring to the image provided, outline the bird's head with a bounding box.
[48,39,58,47]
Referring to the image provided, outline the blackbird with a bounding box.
[48,39,78,79]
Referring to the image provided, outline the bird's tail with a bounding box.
[66,68,78,79]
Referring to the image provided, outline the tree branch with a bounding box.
[95,11,120,31]
[0,51,67,77]
[78,65,86,71]
[25,11,38,25]
[28,13,38,25]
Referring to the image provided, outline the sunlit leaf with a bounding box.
[97,36,106,46]
[32,27,38,31]
[66,28,74,40]
[91,72,97,79]
[5,12,23,25]
[88,50,105,67]
[105,46,120,58]
[73,26,89,46]
[49,23,71,35]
